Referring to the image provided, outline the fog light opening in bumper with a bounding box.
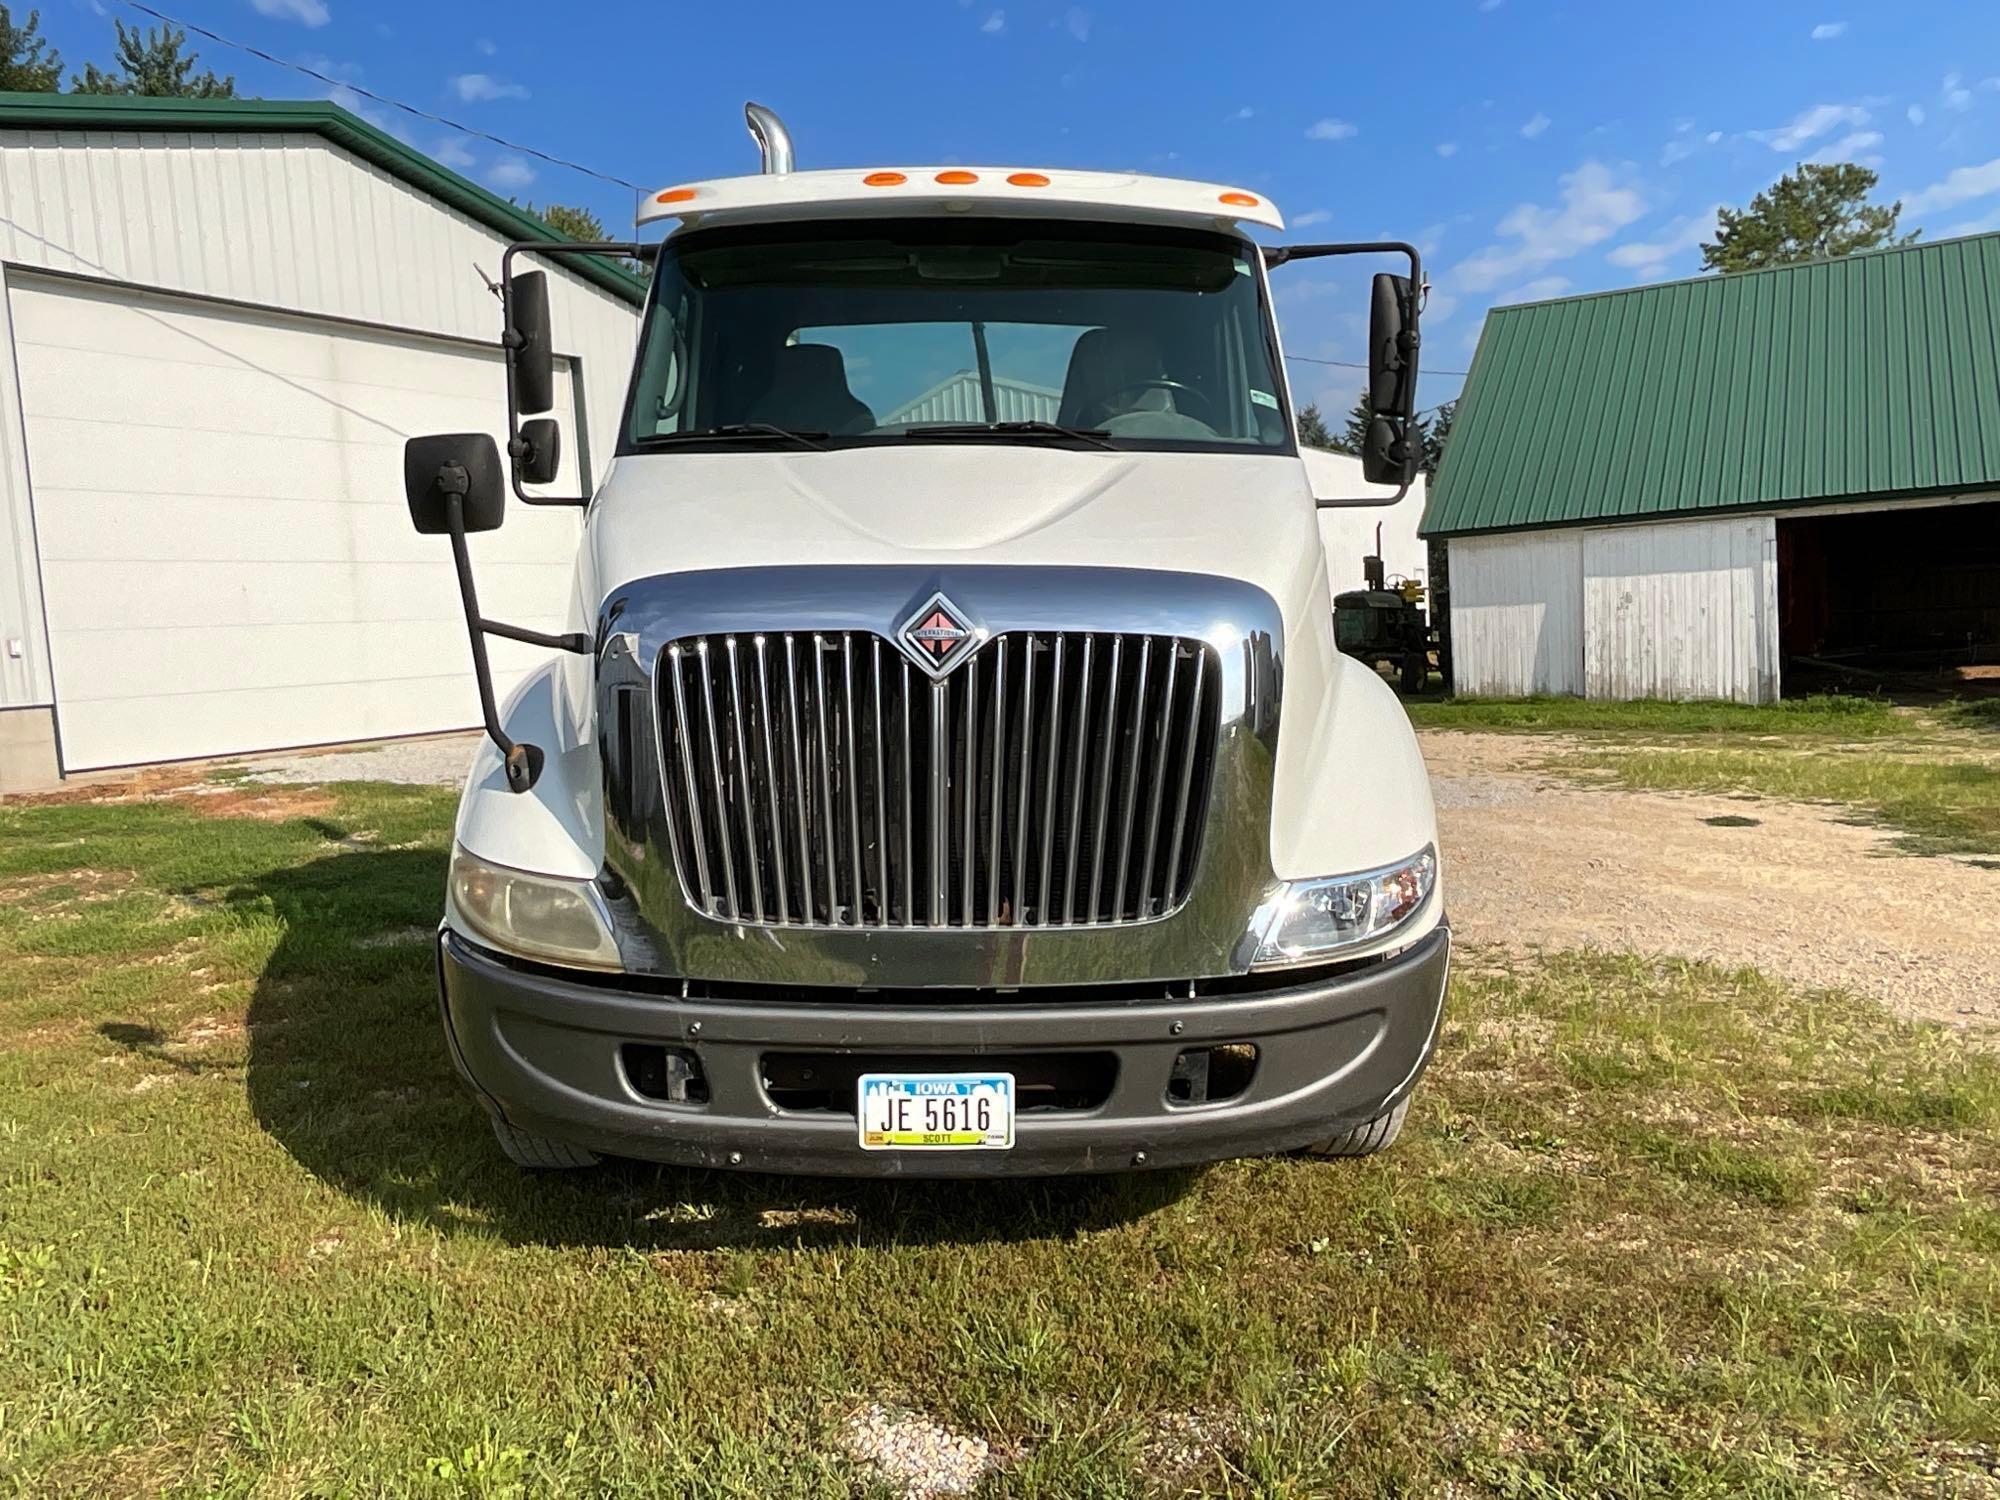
[621,1043,709,1104]
[1167,1043,1258,1106]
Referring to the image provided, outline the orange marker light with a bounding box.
[655,187,696,204]
[1219,191,1260,208]
[863,171,907,187]
[935,170,979,185]
[1006,172,1050,187]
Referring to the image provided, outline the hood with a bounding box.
[584,447,1327,624]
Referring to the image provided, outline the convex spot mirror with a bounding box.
[507,270,555,416]
[405,433,506,534]
[514,417,562,486]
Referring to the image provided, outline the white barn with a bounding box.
[0,93,643,788]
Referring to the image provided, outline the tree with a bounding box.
[526,202,607,242]
[1421,400,1455,477]
[1296,401,1334,448]
[0,6,61,92]
[72,20,234,98]
[1333,389,1372,457]
[1700,162,1913,273]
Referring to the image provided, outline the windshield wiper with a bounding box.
[902,421,1118,452]
[636,422,830,452]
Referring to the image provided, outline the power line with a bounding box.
[1285,353,1472,378]
[117,0,646,193]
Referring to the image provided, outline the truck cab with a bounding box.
[411,110,1448,1175]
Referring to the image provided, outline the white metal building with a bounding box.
[0,93,644,787]
[1425,235,2000,702]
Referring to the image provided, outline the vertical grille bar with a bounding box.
[665,646,714,910]
[693,641,740,919]
[986,638,1007,926]
[658,628,1217,928]
[752,637,789,925]
[783,636,815,924]
[1035,634,1065,925]
[871,639,889,924]
[1085,637,1124,922]
[1011,640,1037,925]
[1061,634,1094,925]
[1135,643,1179,917]
[960,655,979,926]
[723,638,764,922]
[840,635,865,926]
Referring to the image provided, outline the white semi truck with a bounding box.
[410,106,1447,1175]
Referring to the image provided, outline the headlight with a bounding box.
[448,846,621,971]
[1249,845,1437,969]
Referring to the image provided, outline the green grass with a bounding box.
[1404,693,1906,737]
[3,788,1999,1495]
[1566,746,2000,857]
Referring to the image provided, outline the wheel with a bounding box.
[491,1117,601,1170]
[1399,653,1429,695]
[1299,1098,1410,1158]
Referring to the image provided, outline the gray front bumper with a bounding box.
[437,924,1450,1177]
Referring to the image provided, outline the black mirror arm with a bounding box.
[438,478,589,795]
[500,239,654,509]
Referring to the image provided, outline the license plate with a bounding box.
[857,1072,1015,1150]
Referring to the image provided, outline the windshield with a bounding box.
[621,218,1293,454]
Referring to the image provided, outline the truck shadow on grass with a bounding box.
[231,847,1199,1250]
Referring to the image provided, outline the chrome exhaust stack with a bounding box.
[744,103,794,175]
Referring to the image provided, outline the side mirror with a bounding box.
[405,433,505,534]
[1362,271,1421,488]
[506,270,555,416]
[513,417,562,486]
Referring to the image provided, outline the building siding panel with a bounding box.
[1580,515,1778,703]
[1444,530,1584,695]
[0,127,640,710]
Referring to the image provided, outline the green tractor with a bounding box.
[1335,554,1437,695]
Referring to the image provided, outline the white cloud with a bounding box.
[1753,102,1869,151]
[1810,21,1847,39]
[1660,138,1694,166]
[1306,117,1358,141]
[1233,105,1254,119]
[1606,205,1721,279]
[432,135,476,171]
[485,155,536,191]
[1436,141,1459,157]
[1902,156,2000,214]
[1293,208,1333,227]
[1064,6,1091,41]
[1806,129,1883,166]
[1908,103,1927,126]
[1478,0,1503,10]
[475,37,497,56]
[450,73,528,103]
[1496,276,1571,305]
[980,9,1005,32]
[1452,160,1645,291]
[1520,112,1551,139]
[251,0,329,24]
[1705,130,1722,144]
[1943,72,1972,111]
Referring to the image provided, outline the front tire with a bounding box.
[1399,653,1429,695]
[491,1118,601,1170]
[1299,1098,1410,1158]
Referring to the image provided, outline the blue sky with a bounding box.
[40,0,2000,417]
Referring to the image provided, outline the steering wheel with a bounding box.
[1095,378,1216,425]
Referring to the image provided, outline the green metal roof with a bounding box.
[0,91,647,306]
[1422,232,2000,536]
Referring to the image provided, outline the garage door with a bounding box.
[10,277,586,770]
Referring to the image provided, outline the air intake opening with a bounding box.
[760,1051,1116,1115]
[1166,1043,1258,1105]
[621,1043,709,1104]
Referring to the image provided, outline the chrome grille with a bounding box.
[656,630,1220,929]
